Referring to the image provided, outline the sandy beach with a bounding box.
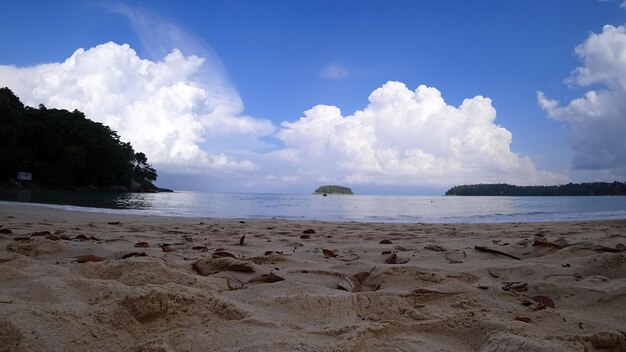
[0,203,625,351]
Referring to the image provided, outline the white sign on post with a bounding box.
[17,172,32,181]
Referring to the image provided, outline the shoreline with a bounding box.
[3,201,626,225]
[1,203,625,351]
[3,199,626,225]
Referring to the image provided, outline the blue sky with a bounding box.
[1,0,626,194]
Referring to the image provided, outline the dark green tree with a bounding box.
[132,152,157,188]
[0,87,158,191]
[445,182,626,196]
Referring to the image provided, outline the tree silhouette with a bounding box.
[0,87,158,191]
[445,182,626,196]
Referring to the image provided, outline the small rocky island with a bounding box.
[314,185,354,195]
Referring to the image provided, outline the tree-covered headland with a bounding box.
[445,182,626,196]
[0,87,158,192]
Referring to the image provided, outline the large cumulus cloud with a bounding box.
[274,81,564,186]
[538,24,626,175]
[0,42,274,173]
[0,10,567,191]
[0,42,564,189]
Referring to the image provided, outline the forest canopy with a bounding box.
[0,87,158,191]
[445,182,626,196]
[314,185,354,195]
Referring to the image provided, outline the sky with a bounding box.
[1,0,625,194]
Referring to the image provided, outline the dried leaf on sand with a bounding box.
[119,252,147,259]
[161,244,175,252]
[337,267,379,292]
[424,244,447,252]
[487,269,500,278]
[532,237,564,249]
[475,246,521,260]
[384,251,409,264]
[502,281,528,291]
[532,295,555,307]
[74,255,104,263]
[248,273,284,284]
[530,295,555,309]
[264,250,284,256]
[514,316,532,323]
[192,257,256,276]
[227,263,256,272]
[588,244,626,253]
[322,249,337,258]
[226,277,248,290]
[213,251,237,258]
[384,251,398,264]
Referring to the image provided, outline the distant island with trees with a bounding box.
[314,185,354,195]
[445,182,626,196]
[0,87,161,192]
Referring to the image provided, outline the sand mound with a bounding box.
[77,258,200,286]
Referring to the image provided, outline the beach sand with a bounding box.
[0,203,625,351]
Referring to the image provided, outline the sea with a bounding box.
[2,190,626,224]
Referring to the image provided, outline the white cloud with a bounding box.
[0,3,570,191]
[538,24,626,174]
[598,0,626,9]
[275,81,564,186]
[0,44,565,189]
[569,25,626,90]
[0,42,274,173]
[320,63,349,80]
[0,5,275,176]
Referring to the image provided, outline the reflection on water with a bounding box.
[0,190,154,210]
[1,190,626,223]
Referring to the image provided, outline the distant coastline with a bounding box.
[445,182,626,196]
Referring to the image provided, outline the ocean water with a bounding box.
[1,190,626,223]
